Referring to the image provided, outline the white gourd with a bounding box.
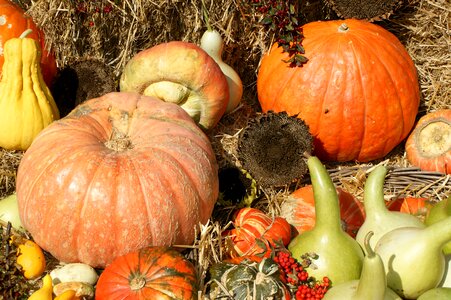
[200,29,243,114]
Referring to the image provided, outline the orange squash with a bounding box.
[95,247,197,300]
[257,19,420,162]
[224,207,293,258]
[386,196,430,217]
[405,109,451,174]
[280,185,365,237]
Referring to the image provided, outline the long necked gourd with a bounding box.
[323,231,401,300]
[375,216,451,299]
[199,0,243,114]
[356,165,425,253]
[288,154,364,285]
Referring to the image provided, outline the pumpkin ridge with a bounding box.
[133,146,206,242]
[75,151,113,258]
[316,34,345,159]
[343,35,366,159]
[17,135,82,226]
[148,143,212,203]
[126,151,181,245]
[349,33,404,160]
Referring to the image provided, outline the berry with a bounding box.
[273,249,331,299]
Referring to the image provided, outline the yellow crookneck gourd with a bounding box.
[0,29,59,150]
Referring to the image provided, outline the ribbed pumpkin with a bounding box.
[257,19,420,162]
[386,196,430,217]
[224,207,293,258]
[280,185,365,238]
[208,257,291,300]
[405,109,451,174]
[95,247,198,300]
[0,0,57,86]
[16,92,219,268]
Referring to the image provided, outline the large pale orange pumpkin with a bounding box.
[16,92,219,268]
[280,185,365,237]
[0,0,57,86]
[257,19,420,162]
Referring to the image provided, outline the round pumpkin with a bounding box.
[257,19,420,162]
[0,0,57,87]
[280,185,365,238]
[386,196,430,217]
[16,92,219,268]
[405,109,451,174]
[95,246,198,300]
[224,207,293,258]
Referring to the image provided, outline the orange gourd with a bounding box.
[405,109,451,174]
[280,185,365,237]
[224,207,293,258]
[0,0,57,86]
[257,19,420,162]
[16,92,219,268]
[386,196,430,217]
[95,247,197,300]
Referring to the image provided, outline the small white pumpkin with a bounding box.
[50,263,99,285]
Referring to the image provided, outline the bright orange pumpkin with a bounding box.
[257,19,420,162]
[95,247,197,300]
[386,196,430,217]
[16,92,219,268]
[405,109,451,174]
[0,0,57,86]
[280,185,365,237]
[224,207,293,258]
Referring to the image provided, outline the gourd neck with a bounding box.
[363,166,391,218]
[423,216,451,249]
[308,155,342,232]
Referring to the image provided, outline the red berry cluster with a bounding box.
[249,0,308,67]
[273,250,331,299]
[74,0,115,27]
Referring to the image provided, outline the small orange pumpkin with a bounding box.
[95,247,197,300]
[280,185,365,237]
[386,196,430,217]
[224,207,293,258]
[405,109,450,174]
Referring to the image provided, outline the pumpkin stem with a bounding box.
[104,107,134,152]
[19,29,33,39]
[338,23,349,32]
[129,275,147,291]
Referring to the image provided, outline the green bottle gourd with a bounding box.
[356,165,425,253]
[288,155,364,285]
[417,287,451,300]
[425,195,451,255]
[375,216,451,299]
[323,232,401,300]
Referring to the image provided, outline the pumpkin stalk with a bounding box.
[19,29,33,38]
[338,23,349,32]
[129,275,147,291]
